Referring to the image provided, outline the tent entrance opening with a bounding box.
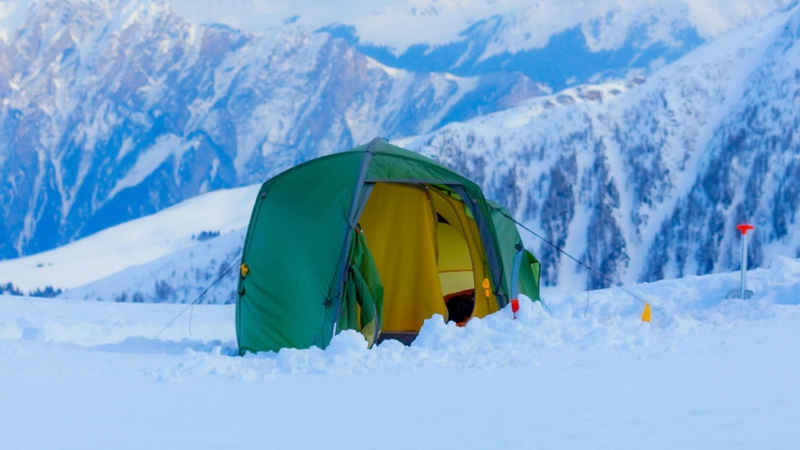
[358,182,489,334]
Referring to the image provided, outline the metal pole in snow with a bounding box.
[740,227,747,299]
[728,224,754,300]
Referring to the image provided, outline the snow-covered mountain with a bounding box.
[54,0,800,302]
[172,0,789,90]
[400,2,800,288]
[0,0,788,260]
[0,0,546,259]
[61,227,245,303]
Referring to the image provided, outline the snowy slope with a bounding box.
[59,227,245,303]
[0,184,257,292]
[2,256,799,449]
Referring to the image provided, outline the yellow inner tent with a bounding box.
[358,183,495,333]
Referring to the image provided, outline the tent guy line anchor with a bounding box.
[500,212,667,316]
[726,224,755,300]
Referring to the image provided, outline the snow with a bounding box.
[2,256,799,449]
[0,184,259,292]
[60,228,245,303]
[686,0,789,36]
[0,1,26,40]
[107,134,184,200]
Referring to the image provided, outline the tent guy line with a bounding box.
[152,250,243,339]
[500,211,667,316]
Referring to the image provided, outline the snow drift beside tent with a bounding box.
[236,138,541,353]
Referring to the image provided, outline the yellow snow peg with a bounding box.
[240,262,250,278]
[642,302,651,323]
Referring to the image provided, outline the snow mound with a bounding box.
[5,255,798,381]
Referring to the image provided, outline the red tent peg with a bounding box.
[736,224,754,235]
[511,298,520,319]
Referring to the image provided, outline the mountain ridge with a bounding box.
[0,0,546,258]
[400,2,800,288]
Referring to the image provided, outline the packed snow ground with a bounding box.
[2,256,799,449]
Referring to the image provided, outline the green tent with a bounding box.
[236,138,540,354]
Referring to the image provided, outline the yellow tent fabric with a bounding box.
[359,183,446,332]
[429,189,496,318]
[359,182,501,333]
[436,222,473,295]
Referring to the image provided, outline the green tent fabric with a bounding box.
[236,138,541,354]
[339,227,383,347]
[489,203,541,301]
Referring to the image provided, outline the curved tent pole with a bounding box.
[329,137,385,340]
